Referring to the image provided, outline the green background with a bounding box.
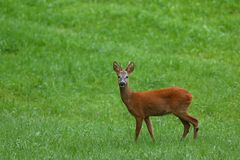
[0,0,240,159]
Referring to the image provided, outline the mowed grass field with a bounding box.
[1,0,240,159]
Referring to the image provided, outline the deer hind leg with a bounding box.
[178,113,199,139]
[135,117,143,142]
[144,117,155,142]
[178,117,190,139]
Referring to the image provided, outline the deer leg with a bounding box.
[178,113,199,139]
[187,114,199,140]
[144,117,155,142]
[178,117,190,139]
[135,117,143,142]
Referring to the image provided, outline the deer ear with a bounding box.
[126,61,134,74]
[113,61,122,73]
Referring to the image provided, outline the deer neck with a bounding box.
[120,84,132,106]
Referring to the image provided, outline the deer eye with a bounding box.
[126,76,128,78]
[118,76,120,78]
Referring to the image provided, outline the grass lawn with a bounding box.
[0,0,240,159]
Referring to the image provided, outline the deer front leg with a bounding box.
[144,117,155,142]
[135,117,143,142]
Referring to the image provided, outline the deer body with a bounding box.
[121,87,192,117]
[113,62,199,142]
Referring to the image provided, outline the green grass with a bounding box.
[1,0,240,159]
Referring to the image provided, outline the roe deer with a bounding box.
[113,61,199,142]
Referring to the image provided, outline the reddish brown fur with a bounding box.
[126,87,192,117]
[113,62,199,142]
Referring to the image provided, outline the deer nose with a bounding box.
[119,81,126,87]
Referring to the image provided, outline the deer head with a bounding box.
[113,61,134,88]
